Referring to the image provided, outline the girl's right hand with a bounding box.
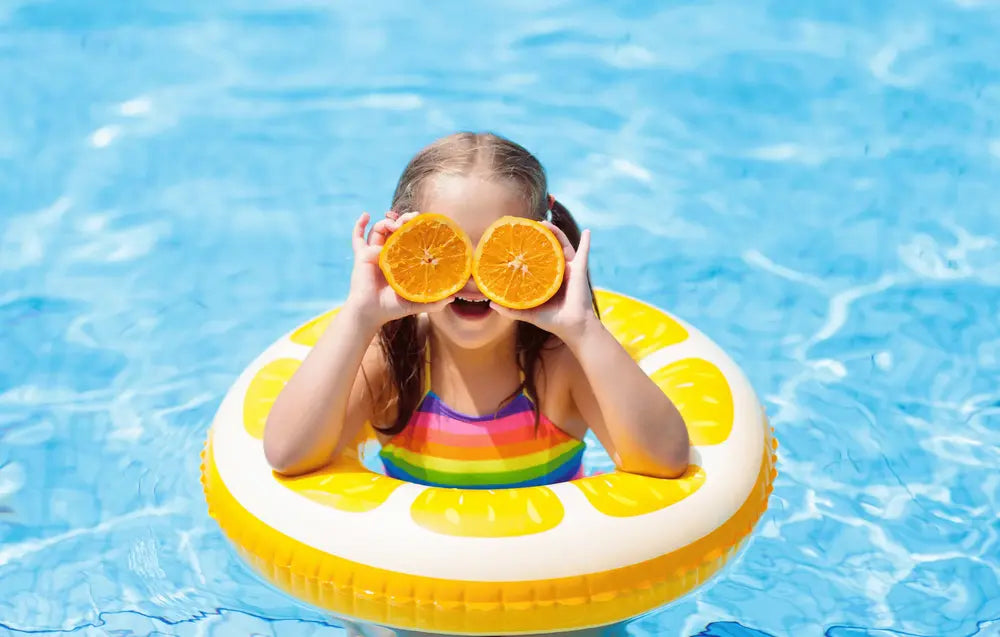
[344,211,452,327]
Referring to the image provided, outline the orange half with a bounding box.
[473,216,566,310]
[378,213,473,303]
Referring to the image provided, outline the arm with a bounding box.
[563,318,690,478]
[263,305,382,475]
[263,211,448,476]
[491,224,689,479]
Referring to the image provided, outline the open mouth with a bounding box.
[449,296,492,320]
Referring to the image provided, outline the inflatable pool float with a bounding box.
[201,289,776,635]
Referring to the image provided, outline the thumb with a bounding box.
[422,296,454,314]
[488,301,520,320]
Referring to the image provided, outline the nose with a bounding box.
[457,276,486,299]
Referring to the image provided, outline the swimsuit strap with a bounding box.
[422,338,433,395]
[422,337,528,399]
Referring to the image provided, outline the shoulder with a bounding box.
[359,330,387,378]
[362,315,427,376]
[364,316,427,434]
[537,335,584,385]
[535,336,588,438]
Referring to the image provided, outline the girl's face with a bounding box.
[421,173,531,350]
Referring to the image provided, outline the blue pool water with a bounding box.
[2,1,999,635]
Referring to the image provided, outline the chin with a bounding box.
[429,303,515,349]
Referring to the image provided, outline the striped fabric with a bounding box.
[379,343,585,489]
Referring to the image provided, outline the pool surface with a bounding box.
[2,1,999,635]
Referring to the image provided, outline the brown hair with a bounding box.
[373,132,599,435]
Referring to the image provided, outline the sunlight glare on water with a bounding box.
[1,1,999,635]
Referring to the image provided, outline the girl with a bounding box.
[264,132,689,494]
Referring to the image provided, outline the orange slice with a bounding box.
[378,213,473,303]
[472,217,566,309]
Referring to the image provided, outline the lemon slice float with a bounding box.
[202,289,776,635]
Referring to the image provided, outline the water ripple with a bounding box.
[2,0,1000,635]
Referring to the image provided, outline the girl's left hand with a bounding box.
[489,223,599,341]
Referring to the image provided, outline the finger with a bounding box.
[396,211,420,226]
[422,296,454,314]
[573,229,591,271]
[393,294,452,318]
[541,221,576,261]
[368,219,397,246]
[385,210,400,221]
[489,301,512,318]
[488,301,523,321]
[380,288,412,319]
[353,212,371,254]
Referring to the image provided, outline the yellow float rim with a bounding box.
[201,289,778,634]
[202,436,775,634]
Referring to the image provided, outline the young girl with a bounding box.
[263,132,689,493]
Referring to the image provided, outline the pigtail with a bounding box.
[374,315,422,436]
[511,195,603,431]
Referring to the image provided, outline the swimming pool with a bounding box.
[1,0,998,635]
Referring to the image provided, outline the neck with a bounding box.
[429,329,518,377]
[427,328,521,410]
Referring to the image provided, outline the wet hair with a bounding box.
[372,132,599,435]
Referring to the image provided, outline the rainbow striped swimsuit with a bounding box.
[379,343,585,489]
